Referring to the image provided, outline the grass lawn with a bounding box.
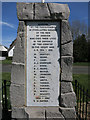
[73,62,90,66]
[0,59,12,64]
[0,72,11,91]
[73,74,90,96]
[1,72,11,82]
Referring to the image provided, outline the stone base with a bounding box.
[12,107,29,119]
[12,106,76,119]
[12,107,65,119]
[59,107,76,120]
[25,107,45,119]
[45,107,65,120]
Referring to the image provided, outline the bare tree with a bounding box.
[70,20,88,40]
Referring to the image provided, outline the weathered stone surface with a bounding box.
[25,107,45,119]
[61,20,72,44]
[61,42,73,56]
[25,107,64,119]
[17,21,25,33]
[17,3,70,20]
[11,64,25,85]
[17,3,33,20]
[60,92,76,108]
[13,32,25,63]
[61,56,73,81]
[46,107,64,120]
[35,3,50,19]
[10,84,25,107]
[48,3,70,20]
[12,107,29,119]
[61,82,73,94]
[59,107,76,119]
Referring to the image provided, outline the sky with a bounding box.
[0,2,88,48]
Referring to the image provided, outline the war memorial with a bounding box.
[10,2,76,119]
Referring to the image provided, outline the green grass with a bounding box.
[1,72,11,82]
[73,74,89,90]
[73,74,90,100]
[0,73,11,91]
[0,59,12,64]
[73,62,90,66]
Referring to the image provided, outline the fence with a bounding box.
[2,80,11,120]
[73,80,90,120]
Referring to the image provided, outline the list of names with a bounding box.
[27,22,60,106]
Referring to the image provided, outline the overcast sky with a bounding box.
[0,2,88,48]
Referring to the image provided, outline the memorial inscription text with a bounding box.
[27,22,60,106]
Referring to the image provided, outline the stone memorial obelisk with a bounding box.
[10,3,76,119]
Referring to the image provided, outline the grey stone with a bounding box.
[12,107,29,119]
[60,92,76,108]
[17,3,33,20]
[11,64,25,85]
[59,107,76,119]
[45,107,64,120]
[48,3,70,20]
[17,3,70,20]
[61,20,72,44]
[10,84,25,107]
[35,3,50,19]
[25,107,45,119]
[61,42,73,56]
[17,21,25,33]
[61,56,73,81]
[13,32,25,63]
[61,82,73,94]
